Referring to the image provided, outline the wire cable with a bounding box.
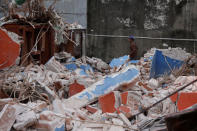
[87,34,197,42]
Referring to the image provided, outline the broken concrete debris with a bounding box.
[64,65,139,109]
[0,46,197,131]
[0,2,197,130]
[0,104,17,131]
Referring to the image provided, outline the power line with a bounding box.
[87,34,197,42]
[58,12,86,15]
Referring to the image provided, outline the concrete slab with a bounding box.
[64,65,139,108]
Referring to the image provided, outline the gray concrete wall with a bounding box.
[0,0,9,18]
[87,0,197,62]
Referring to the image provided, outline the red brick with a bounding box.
[98,92,119,113]
[177,93,197,111]
[170,93,178,103]
[69,81,85,97]
[117,106,132,118]
[0,29,20,70]
[86,105,98,114]
[117,105,130,114]
[121,92,128,105]
[121,91,141,112]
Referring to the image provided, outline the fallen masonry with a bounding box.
[1,2,197,130]
[0,43,197,131]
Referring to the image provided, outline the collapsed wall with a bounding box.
[0,46,197,130]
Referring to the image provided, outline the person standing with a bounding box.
[129,35,138,60]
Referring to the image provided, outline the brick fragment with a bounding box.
[170,93,178,103]
[98,91,120,113]
[86,105,98,114]
[117,105,132,118]
[177,93,197,111]
[117,105,131,114]
[69,81,85,97]
[120,91,141,114]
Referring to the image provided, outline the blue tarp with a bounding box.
[110,55,129,68]
[129,60,139,64]
[80,64,93,72]
[79,69,88,76]
[65,63,93,76]
[109,55,139,68]
[64,63,77,71]
[150,50,183,78]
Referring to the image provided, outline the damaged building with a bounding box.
[1,0,197,131]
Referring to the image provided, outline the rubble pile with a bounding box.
[0,2,197,130]
[1,46,197,131]
[138,48,155,80]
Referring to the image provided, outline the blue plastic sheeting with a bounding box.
[80,69,88,76]
[79,65,93,76]
[64,63,77,71]
[55,125,65,131]
[71,57,76,61]
[150,50,183,78]
[78,67,139,100]
[109,55,129,68]
[65,63,93,73]
[110,55,139,68]
[129,60,139,64]
[80,64,93,72]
